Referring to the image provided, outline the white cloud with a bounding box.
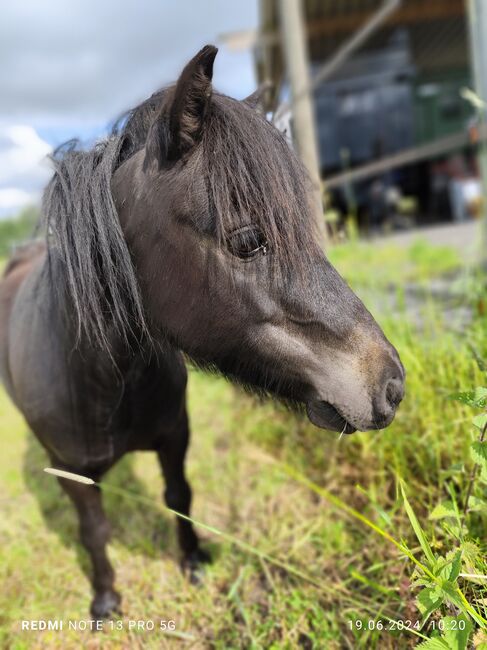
[0,125,51,185]
[0,124,52,217]
[0,0,258,126]
[0,188,39,211]
[0,1,258,217]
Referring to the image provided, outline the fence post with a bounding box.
[468,0,487,266]
[279,0,327,245]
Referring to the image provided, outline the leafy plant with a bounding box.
[450,357,487,523]
[405,355,487,647]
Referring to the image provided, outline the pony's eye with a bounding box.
[227,226,268,260]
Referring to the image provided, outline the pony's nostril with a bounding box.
[386,383,394,407]
[385,378,403,409]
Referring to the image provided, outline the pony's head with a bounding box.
[53,45,404,434]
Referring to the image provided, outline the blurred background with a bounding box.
[259,0,485,241]
[2,0,487,247]
[1,1,487,649]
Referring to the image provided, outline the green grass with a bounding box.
[0,237,486,649]
[328,237,462,288]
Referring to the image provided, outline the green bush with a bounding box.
[0,205,39,258]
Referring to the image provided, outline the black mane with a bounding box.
[42,87,317,353]
[42,90,166,352]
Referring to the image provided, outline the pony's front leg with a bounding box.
[57,475,121,618]
[156,408,210,582]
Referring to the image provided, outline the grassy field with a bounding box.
[0,237,486,649]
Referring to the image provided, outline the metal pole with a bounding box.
[467,0,487,265]
[279,0,327,244]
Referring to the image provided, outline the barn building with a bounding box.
[255,0,480,228]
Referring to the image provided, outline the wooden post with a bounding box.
[468,0,487,265]
[279,0,327,245]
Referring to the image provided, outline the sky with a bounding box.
[0,0,258,217]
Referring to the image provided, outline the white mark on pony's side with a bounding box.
[43,468,95,485]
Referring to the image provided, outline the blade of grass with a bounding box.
[349,569,395,597]
[277,462,434,577]
[100,484,411,623]
[399,481,436,567]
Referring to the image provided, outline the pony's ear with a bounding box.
[242,82,272,114]
[146,45,217,167]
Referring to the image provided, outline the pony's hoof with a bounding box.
[90,589,121,619]
[181,548,211,585]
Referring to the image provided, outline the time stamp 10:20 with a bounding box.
[348,618,467,632]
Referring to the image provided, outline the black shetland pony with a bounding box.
[0,46,404,617]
